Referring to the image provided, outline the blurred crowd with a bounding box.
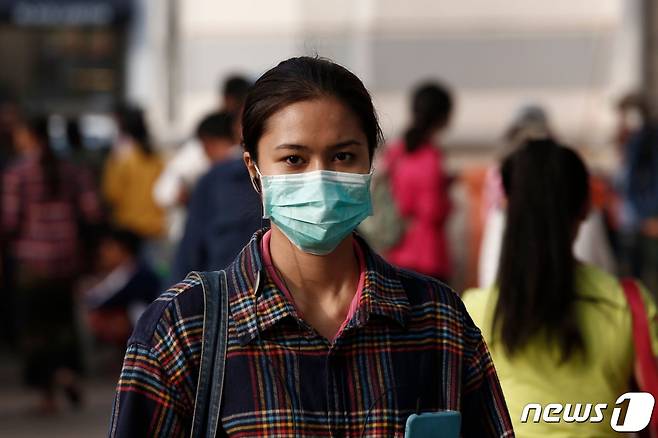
[0,69,657,422]
[0,74,260,414]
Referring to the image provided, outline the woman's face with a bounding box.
[244,97,370,177]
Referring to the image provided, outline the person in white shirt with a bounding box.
[153,75,252,240]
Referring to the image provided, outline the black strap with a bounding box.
[189,270,229,438]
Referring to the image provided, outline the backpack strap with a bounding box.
[190,270,229,438]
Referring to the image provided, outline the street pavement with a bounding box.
[0,351,120,438]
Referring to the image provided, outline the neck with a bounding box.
[268,225,359,301]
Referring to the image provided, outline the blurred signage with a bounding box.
[0,0,131,26]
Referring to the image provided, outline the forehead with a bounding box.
[259,97,366,149]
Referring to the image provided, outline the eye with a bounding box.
[334,152,354,162]
[284,155,303,166]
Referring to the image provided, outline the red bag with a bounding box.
[621,278,658,436]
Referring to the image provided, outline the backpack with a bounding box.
[358,162,406,252]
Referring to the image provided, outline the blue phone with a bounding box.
[405,411,461,438]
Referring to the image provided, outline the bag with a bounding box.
[358,165,406,252]
[190,270,229,438]
[621,278,658,436]
[86,308,132,346]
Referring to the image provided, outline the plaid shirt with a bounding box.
[110,230,513,437]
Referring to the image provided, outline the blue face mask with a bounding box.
[256,168,373,255]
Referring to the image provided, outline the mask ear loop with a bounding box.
[251,164,263,194]
[252,164,268,227]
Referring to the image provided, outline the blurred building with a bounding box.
[0,0,132,148]
[0,0,131,113]
[126,0,641,153]
[0,0,644,152]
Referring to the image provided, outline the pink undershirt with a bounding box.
[260,229,366,341]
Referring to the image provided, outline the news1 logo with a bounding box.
[520,392,655,432]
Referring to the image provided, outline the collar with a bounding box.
[227,229,410,346]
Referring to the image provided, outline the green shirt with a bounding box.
[463,263,658,437]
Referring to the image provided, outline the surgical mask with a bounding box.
[255,167,373,255]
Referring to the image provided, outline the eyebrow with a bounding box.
[274,140,362,151]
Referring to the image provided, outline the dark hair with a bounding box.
[404,82,453,153]
[617,92,649,119]
[66,117,83,151]
[196,111,235,141]
[114,104,153,155]
[26,115,61,198]
[100,225,142,255]
[504,105,551,146]
[495,139,590,361]
[222,75,252,101]
[242,56,383,163]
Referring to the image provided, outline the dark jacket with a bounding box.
[171,157,262,282]
[625,126,658,220]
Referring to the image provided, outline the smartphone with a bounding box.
[404,411,461,438]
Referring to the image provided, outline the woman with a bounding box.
[463,139,658,437]
[102,105,167,275]
[102,105,165,241]
[383,82,453,281]
[110,57,512,437]
[2,115,101,412]
[477,106,615,288]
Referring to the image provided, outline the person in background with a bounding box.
[0,95,21,347]
[2,115,102,414]
[66,117,85,165]
[153,75,252,241]
[611,94,645,277]
[0,94,20,166]
[615,93,645,157]
[477,105,552,288]
[102,105,166,272]
[221,74,253,114]
[65,117,107,272]
[170,111,261,282]
[478,106,616,288]
[83,226,160,347]
[65,117,105,186]
[620,100,658,298]
[463,139,658,437]
[383,81,453,282]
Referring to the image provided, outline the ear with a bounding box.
[243,151,261,194]
[243,151,257,178]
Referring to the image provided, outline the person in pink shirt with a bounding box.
[384,82,453,281]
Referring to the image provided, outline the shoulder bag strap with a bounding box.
[621,278,658,393]
[207,270,229,438]
[190,270,228,438]
[620,278,658,434]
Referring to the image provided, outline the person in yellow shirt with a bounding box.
[463,138,658,437]
[102,105,165,240]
